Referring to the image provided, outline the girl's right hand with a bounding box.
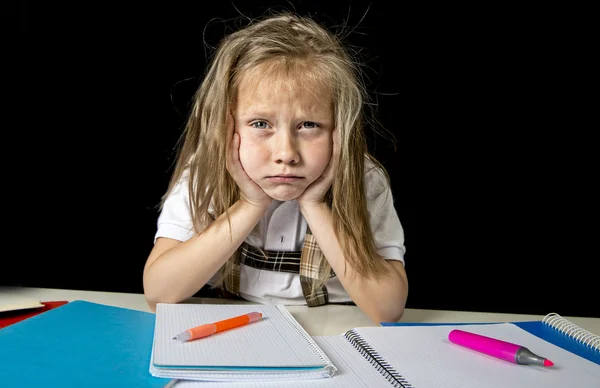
[225,115,272,209]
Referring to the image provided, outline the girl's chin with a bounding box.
[263,187,305,202]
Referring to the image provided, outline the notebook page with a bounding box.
[170,336,393,387]
[154,304,326,369]
[351,323,600,388]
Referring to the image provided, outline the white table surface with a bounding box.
[1,286,599,336]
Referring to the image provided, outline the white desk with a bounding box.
[2,286,599,336]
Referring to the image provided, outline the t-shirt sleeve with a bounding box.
[154,170,196,243]
[365,159,406,264]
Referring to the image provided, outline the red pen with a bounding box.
[448,329,555,367]
[173,312,263,342]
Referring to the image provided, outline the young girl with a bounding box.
[143,12,408,323]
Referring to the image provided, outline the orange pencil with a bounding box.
[172,312,263,342]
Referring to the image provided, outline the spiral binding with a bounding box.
[344,329,414,388]
[542,313,600,351]
[275,305,337,377]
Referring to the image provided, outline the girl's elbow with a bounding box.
[371,288,408,323]
[146,298,158,313]
[143,290,161,312]
[371,305,406,324]
[144,291,182,312]
[387,305,406,323]
[143,280,181,311]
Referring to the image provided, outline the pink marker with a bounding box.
[448,329,555,367]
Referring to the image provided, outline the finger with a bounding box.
[332,128,340,160]
[323,128,339,177]
[225,113,238,163]
[225,114,235,150]
[227,133,241,174]
[228,113,236,134]
[228,134,258,193]
[232,132,240,164]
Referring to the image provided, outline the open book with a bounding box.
[150,303,337,382]
[164,318,600,387]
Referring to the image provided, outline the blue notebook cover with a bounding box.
[0,300,171,388]
[380,319,600,365]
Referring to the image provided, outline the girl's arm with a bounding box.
[144,118,272,311]
[299,202,408,324]
[143,198,269,312]
[297,130,407,323]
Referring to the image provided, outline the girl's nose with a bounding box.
[273,131,299,165]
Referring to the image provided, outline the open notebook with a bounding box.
[168,322,600,388]
[150,303,336,382]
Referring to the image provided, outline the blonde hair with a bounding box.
[162,11,393,295]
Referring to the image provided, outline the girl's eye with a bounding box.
[301,122,319,129]
[250,121,270,130]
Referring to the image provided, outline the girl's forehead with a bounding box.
[236,61,332,101]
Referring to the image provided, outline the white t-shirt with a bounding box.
[154,157,405,305]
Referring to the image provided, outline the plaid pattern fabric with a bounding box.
[241,244,302,273]
[224,251,242,296]
[299,231,331,307]
[223,226,334,306]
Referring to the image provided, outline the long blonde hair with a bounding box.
[162,11,393,293]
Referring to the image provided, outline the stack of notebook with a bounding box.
[149,303,337,381]
[0,300,598,387]
[152,304,599,387]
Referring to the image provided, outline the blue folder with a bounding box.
[380,319,599,365]
[0,300,171,388]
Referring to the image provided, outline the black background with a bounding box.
[10,1,598,318]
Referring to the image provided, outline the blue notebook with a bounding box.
[0,300,171,388]
[381,313,600,365]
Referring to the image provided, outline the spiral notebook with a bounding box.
[150,303,337,382]
[166,314,600,388]
[380,312,600,366]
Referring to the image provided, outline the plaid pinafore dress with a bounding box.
[222,226,336,307]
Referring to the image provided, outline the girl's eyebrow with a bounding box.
[239,107,329,118]
[239,108,274,117]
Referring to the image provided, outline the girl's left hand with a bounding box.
[297,128,339,207]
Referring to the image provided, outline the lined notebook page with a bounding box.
[351,323,600,388]
[171,336,393,387]
[154,304,326,369]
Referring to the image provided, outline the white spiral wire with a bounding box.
[542,312,600,351]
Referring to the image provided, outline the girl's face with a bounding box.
[234,71,334,202]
